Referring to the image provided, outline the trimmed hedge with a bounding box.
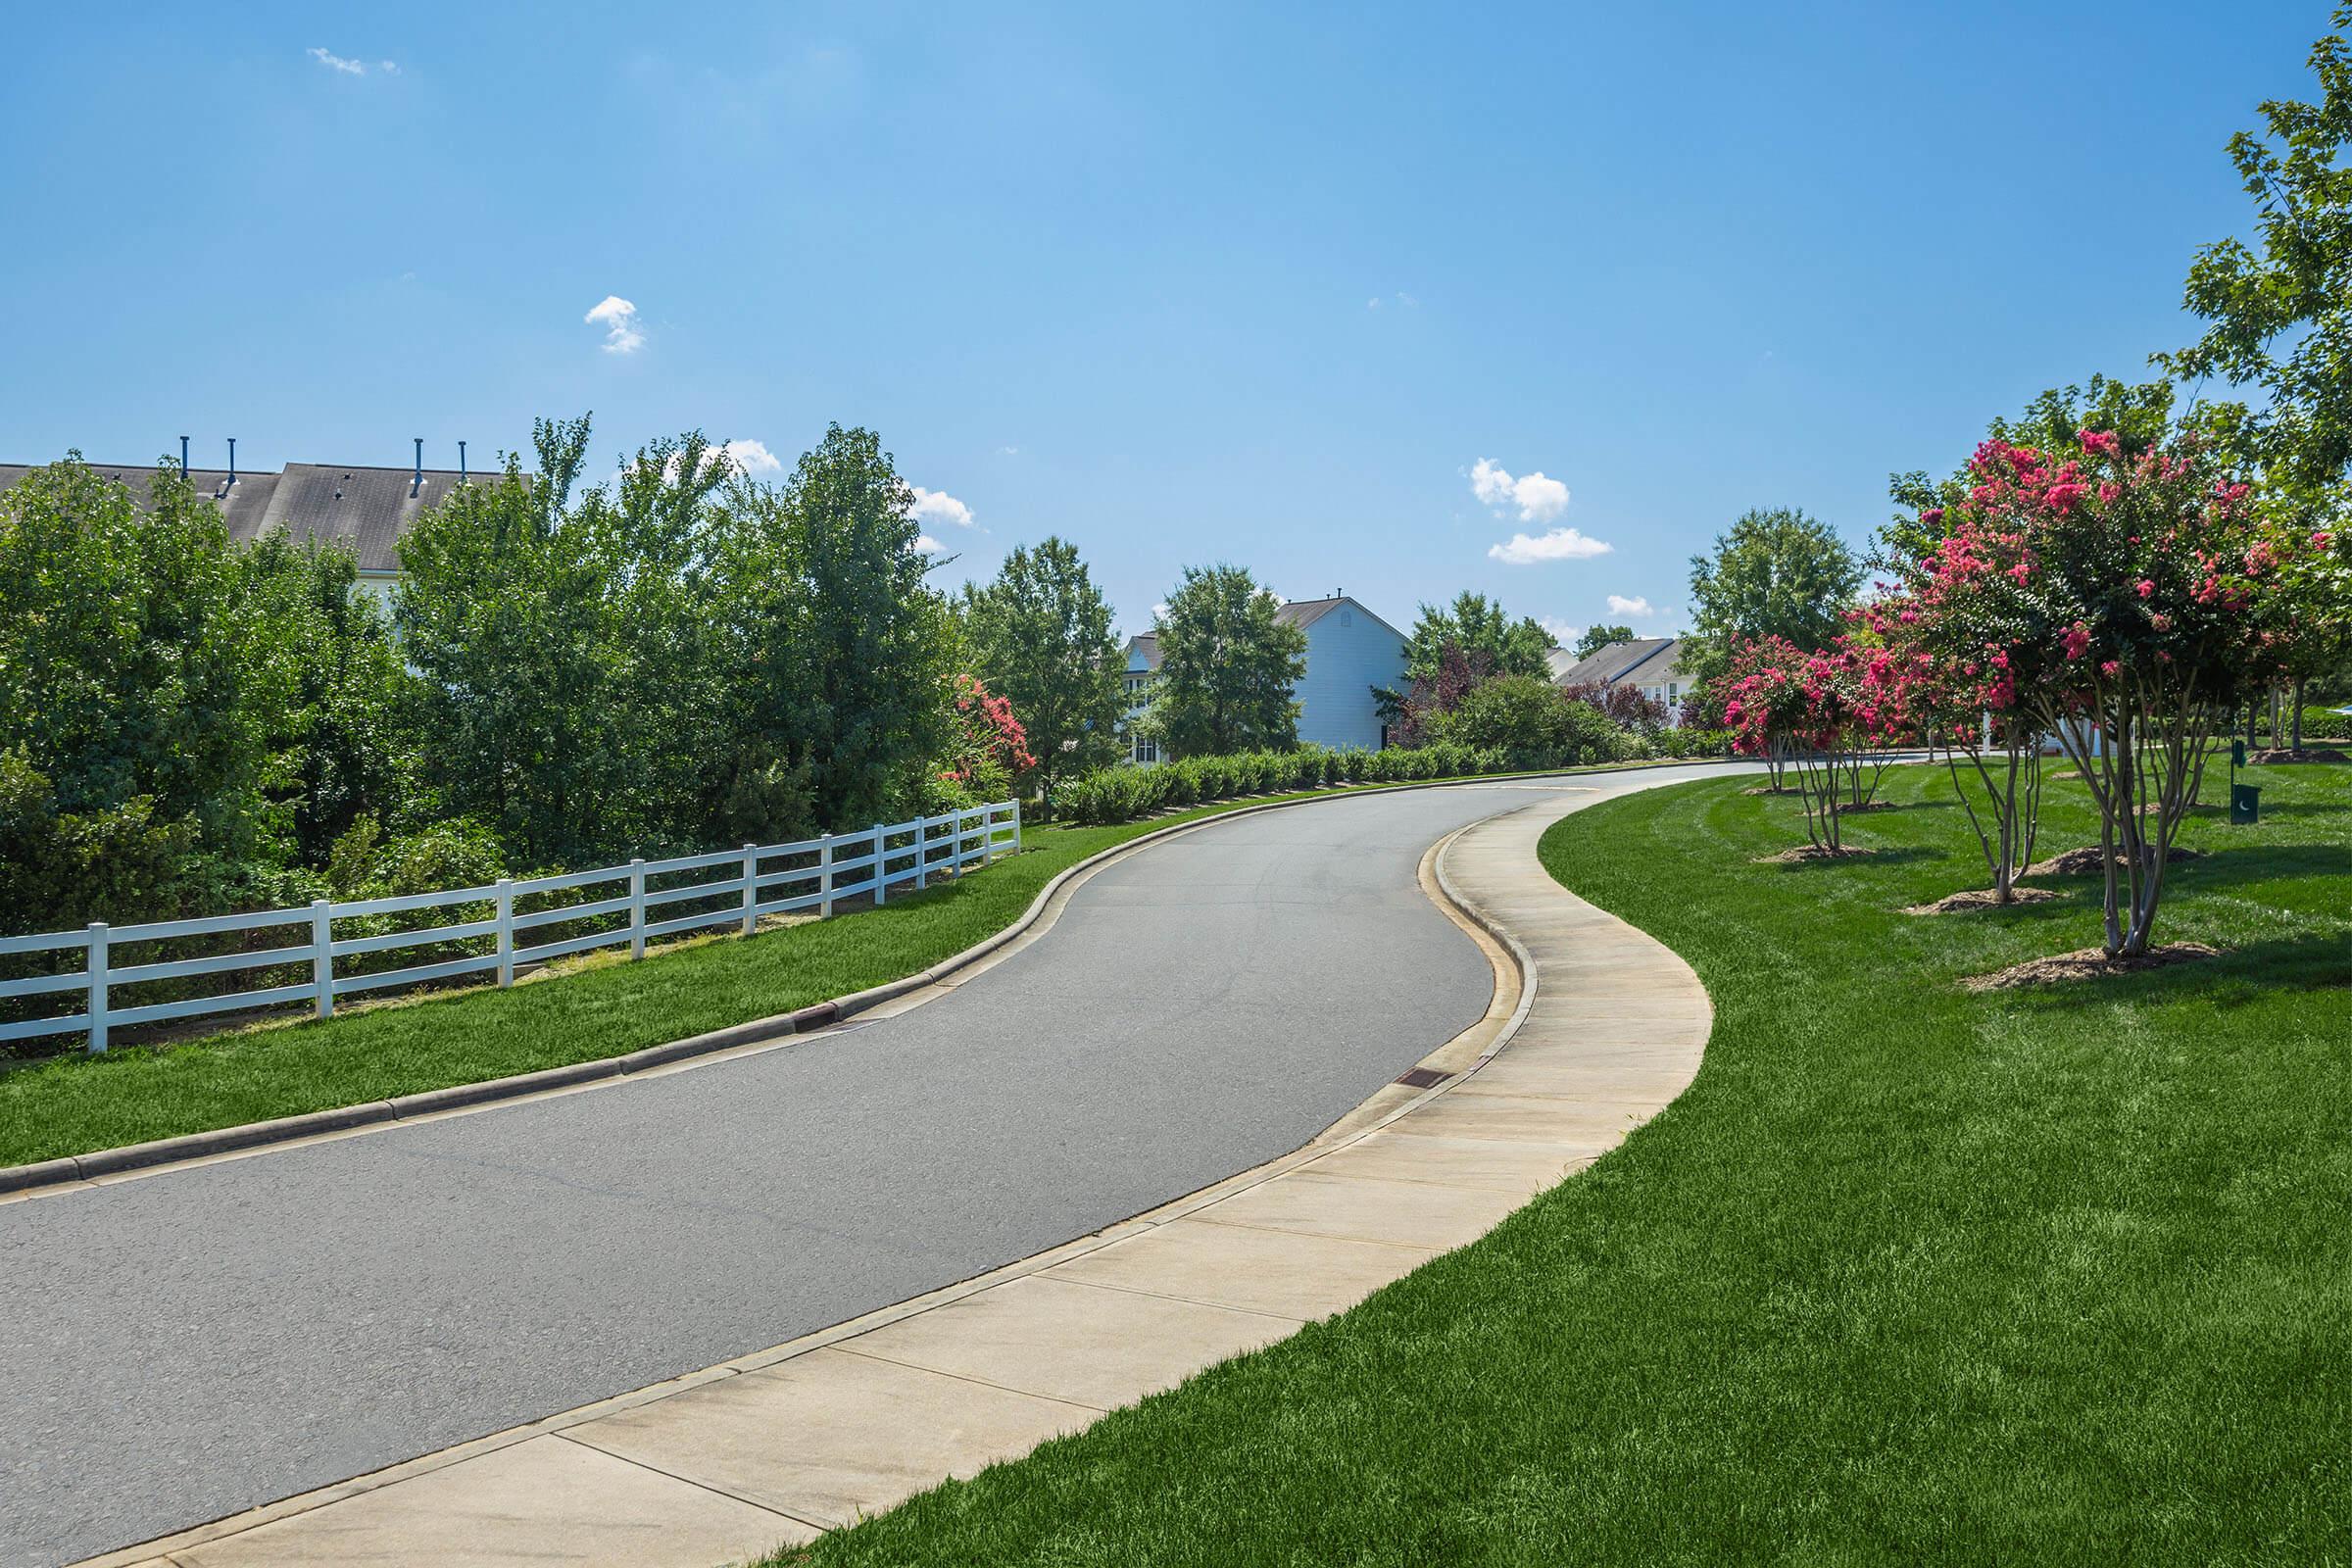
[1048,742,1508,826]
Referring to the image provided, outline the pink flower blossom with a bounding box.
[2135,579,2154,599]
[2062,622,2091,661]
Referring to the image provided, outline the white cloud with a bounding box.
[309,46,368,74]
[1468,458,1568,523]
[914,534,949,555]
[1395,291,1418,308]
[1152,602,1170,623]
[997,445,1019,456]
[379,60,400,74]
[585,295,645,354]
[1605,593,1655,617]
[1540,616,1581,647]
[712,438,781,476]
[1487,528,1612,566]
[909,485,974,530]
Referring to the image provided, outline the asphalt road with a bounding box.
[0,766,1741,1565]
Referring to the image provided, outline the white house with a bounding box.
[1118,594,1409,761]
[1549,636,1692,721]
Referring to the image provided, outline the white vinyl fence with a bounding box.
[0,802,1020,1054]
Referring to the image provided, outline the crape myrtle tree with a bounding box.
[934,674,1037,805]
[1858,595,2044,903]
[958,537,1124,802]
[1147,564,1308,758]
[1721,635,1905,854]
[1899,430,2286,957]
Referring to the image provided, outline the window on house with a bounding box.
[1133,737,1158,764]
[1341,610,1352,625]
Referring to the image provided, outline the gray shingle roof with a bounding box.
[1274,594,1405,643]
[1550,637,1686,688]
[0,459,487,574]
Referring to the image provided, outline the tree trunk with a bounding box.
[2292,676,2305,751]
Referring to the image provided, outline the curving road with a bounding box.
[0,766,1741,1566]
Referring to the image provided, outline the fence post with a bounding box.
[85,922,109,1055]
[1011,799,1022,856]
[629,858,647,958]
[311,900,335,1019]
[741,844,759,936]
[495,878,514,988]
[873,823,888,906]
[913,816,929,891]
[818,833,835,918]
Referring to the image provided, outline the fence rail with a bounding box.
[0,801,1020,1054]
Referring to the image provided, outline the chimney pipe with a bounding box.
[459,440,467,484]
[226,438,236,485]
[412,437,423,497]
[179,436,189,478]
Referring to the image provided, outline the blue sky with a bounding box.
[1,2,2327,642]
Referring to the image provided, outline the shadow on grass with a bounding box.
[1760,845,1947,871]
[2000,932,2352,1014]
[2169,843,2352,890]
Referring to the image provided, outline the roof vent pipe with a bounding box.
[179,436,189,478]
[459,440,467,484]
[412,437,423,497]
[226,438,236,485]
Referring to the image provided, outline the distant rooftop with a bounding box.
[0,455,493,575]
[1550,636,1685,688]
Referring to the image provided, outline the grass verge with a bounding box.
[0,766,1656,1169]
[766,760,2351,1566]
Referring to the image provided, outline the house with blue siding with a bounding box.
[1117,594,1408,761]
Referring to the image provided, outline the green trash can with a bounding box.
[2230,783,2262,824]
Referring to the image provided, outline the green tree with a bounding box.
[1571,624,1635,661]
[0,457,279,926]
[238,534,419,864]
[1403,592,1554,684]
[714,423,954,834]
[1685,507,1861,686]
[1427,673,1629,769]
[1149,564,1308,757]
[2162,6,2352,490]
[959,537,1124,800]
[396,416,735,864]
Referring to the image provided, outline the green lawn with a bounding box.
[771,760,2352,1566]
[0,769,1637,1169]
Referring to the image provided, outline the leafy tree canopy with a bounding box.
[1404,592,1555,684]
[1571,623,1635,662]
[1684,507,1862,686]
[1148,564,1308,758]
[2162,5,2352,490]
[959,537,1124,796]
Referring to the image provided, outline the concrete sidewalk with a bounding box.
[80,789,1712,1568]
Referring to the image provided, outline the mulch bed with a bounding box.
[1963,942,2222,991]
[1901,887,2065,915]
[1753,845,1878,864]
[1836,800,1898,814]
[1741,785,1801,797]
[2025,845,2206,877]
[2248,748,2350,764]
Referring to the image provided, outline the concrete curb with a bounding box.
[0,758,1727,1201]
